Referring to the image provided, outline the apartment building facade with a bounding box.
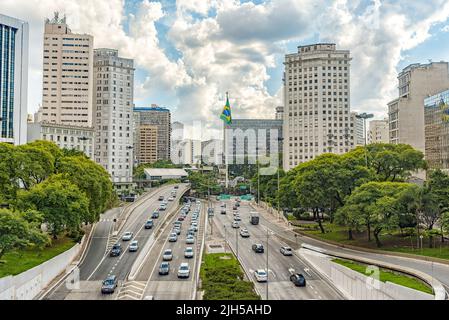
[368,118,389,144]
[283,43,353,171]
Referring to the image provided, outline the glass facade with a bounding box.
[424,89,449,171]
[1,24,17,139]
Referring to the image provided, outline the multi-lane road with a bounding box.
[212,199,344,300]
[43,184,189,300]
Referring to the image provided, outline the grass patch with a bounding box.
[300,223,449,261]
[332,258,434,295]
[200,253,260,300]
[0,237,76,278]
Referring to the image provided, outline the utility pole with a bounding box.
[355,113,374,167]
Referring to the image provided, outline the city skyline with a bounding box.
[2,0,449,137]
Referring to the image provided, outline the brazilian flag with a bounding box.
[220,94,232,125]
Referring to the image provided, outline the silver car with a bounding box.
[168,232,178,242]
[163,249,173,261]
[122,231,133,241]
[186,235,195,244]
[129,240,138,252]
[184,247,194,258]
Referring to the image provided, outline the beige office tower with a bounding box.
[136,125,158,164]
[368,119,389,144]
[388,62,449,152]
[283,43,352,171]
[39,13,93,127]
[93,48,134,189]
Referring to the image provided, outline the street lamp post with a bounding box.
[266,228,270,300]
[277,137,284,222]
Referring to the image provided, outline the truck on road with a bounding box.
[250,211,259,225]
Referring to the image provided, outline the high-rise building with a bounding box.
[135,124,157,165]
[0,14,28,145]
[171,121,184,164]
[38,13,93,127]
[134,106,171,161]
[275,106,284,120]
[283,43,352,171]
[388,62,449,152]
[224,119,283,166]
[368,118,389,144]
[201,139,223,165]
[351,112,365,147]
[424,89,449,173]
[93,48,134,188]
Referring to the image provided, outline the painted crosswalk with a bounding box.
[106,234,119,253]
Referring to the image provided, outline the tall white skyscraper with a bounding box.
[283,43,352,171]
[0,14,28,145]
[38,13,93,127]
[93,48,134,189]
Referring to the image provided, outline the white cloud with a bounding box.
[3,0,449,134]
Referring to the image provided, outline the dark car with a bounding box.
[158,196,164,201]
[110,243,121,257]
[152,211,160,219]
[233,205,238,210]
[174,185,179,189]
[178,216,185,222]
[221,209,226,215]
[101,275,118,294]
[290,273,306,287]
[252,244,264,253]
[144,220,154,229]
[159,262,170,275]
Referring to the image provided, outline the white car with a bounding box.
[163,249,173,261]
[186,235,195,244]
[168,197,174,201]
[280,246,293,256]
[240,228,250,238]
[184,247,194,258]
[254,269,268,282]
[168,233,178,242]
[232,221,240,229]
[129,240,138,252]
[122,231,133,241]
[178,263,190,278]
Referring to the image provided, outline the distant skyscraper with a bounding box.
[134,106,171,161]
[351,112,365,146]
[93,48,134,188]
[283,43,352,171]
[135,124,158,165]
[368,118,389,144]
[0,14,29,145]
[38,13,93,127]
[388,62,449,152]
[275,106,284,120]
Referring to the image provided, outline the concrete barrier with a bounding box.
[0,240,83,300]
[299,247,439,300]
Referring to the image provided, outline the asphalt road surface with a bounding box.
[137,200,206,300]
[43,184,189,300]
[212,199,344,300]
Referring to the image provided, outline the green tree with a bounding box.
[16,175,89,239]
[0,209,49,260]
[0,143,19,201]
[57,156,113,223]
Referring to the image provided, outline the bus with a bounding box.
[250,212,260,225]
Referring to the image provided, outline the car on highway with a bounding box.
[252,244,264,253]
[178,216,185,222]
[240,228,250,238]
[184,247,194,258]
[191,224,198,232]
[234,215,242,222]
[160,204,167,211]
[144,219,154,229]
[168,232,178,242]
[174,185,179,189]
[168,196,174,201]
[101,275,118,294]
[110,243,122,257]
[129,240,139,252]
[232,221,240,228]
[221,208,226,215]
[152,211,160,219]
[159,262,170,275]
[290,273,306,287]
[173,221,182,228]
[172,227,181,235]
[163,249,173,261]
[158,196,164,201]
[186,235,195,244]
[221,203,226,208]
[122,231,133,241]
[235,201,240,207]
[254,269,268,282]
[177,263,190,278]
[280,246,293,256]
[233,205,238,210]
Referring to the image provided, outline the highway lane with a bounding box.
[251,202,449,293]
[43,184,188,300]
[139,199,206,300]
[213,199,343,300]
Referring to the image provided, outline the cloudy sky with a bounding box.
[3,0,449,139]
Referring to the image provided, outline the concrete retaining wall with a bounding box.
[299,249,435,300]
[0,241,82,300]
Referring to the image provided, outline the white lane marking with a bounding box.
[303,268,312,277]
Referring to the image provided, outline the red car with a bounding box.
[178,216,185,221]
